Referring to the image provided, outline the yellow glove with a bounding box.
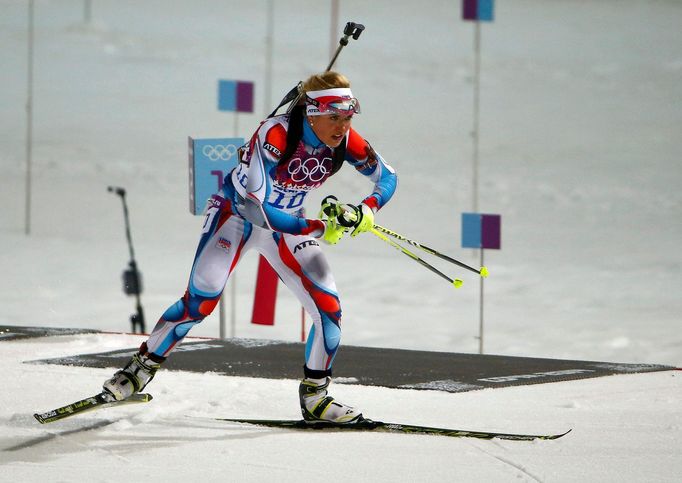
[321,218,346,245]
[348,203,375,237]
[318,196,375,242]
[318,196,346,245]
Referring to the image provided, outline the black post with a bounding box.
[108,186,146,333]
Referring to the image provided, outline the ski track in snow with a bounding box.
[468,440,544,483]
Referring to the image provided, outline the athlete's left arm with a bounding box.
[344,128,398,212]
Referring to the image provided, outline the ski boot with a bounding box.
[103,352,161,401]
[299,377,363,424]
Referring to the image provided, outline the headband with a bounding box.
[305,88,360,116]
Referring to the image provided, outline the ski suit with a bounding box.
[143,113,397,378]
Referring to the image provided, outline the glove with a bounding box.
[319,196,375,239]
[345,203,375,237]
[319,218,345,244]
[319,195,342,220]
[318,196,347,245]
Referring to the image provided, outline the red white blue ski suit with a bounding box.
[143,113,397,378]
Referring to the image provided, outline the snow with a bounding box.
[1,334,681,482]
[1,0,681,481]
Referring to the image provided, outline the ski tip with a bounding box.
[542,428,572,440]
[33,413,47,424]
[479,266,489,278]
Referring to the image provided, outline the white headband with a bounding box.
[305,87,357,116]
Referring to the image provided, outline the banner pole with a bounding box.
[301,307,306,342]
[219,113,240,339]
[25,0,35,236]
[264,0,273,118]
[472,20,481,215]
[219,297,226,339]
[479,248,485,354]
[230,276,236,338]
[330,0,339,59]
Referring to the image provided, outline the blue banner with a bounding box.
[462,213,482,248]
[188,137,243,215]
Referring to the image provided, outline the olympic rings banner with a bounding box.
[188,137,243,215]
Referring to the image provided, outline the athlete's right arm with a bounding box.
[238,120,326,237]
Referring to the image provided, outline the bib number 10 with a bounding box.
[271,189,305,210]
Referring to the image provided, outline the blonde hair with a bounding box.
[302,71,351,93]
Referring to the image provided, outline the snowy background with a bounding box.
[0,1,681,481]
[1,0,680,364]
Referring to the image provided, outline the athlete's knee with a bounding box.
[161,298,187,322]
[161,291,220,322]
[311,290,342,317]
[185,291,220,318]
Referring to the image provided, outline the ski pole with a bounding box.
[319,197,466,288]
[269,21,365,117]
[285,21,365,113]
[373,224,489,278]
[370,228,464,289]
[325,21,365,72]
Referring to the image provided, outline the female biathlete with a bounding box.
[103,71,398,424]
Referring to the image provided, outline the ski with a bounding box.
[33,392,152,424]
[215,417,571,441]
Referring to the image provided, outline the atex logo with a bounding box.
[293,240,319,253]
[264,143,282,157]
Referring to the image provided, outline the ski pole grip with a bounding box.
[108,186,126,197]
[326,21,365,71]
[337,205,359,228]
[344,22,365,40]
[320,195,340,217]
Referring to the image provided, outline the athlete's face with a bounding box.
[309,114,353,148]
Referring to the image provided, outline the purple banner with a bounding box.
[218,79,254,113]
[236,81,254,113]
[462,0,478,20]
[462,212,501,249]
[462,0,494,22]
[481,214,501,249]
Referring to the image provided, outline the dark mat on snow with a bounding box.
[0,325,100,341]
[28,336,676,394]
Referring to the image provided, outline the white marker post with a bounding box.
[462,213,501,354]
[188,137,242,339]
[215,80,255,338]
[461,0,495,215]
